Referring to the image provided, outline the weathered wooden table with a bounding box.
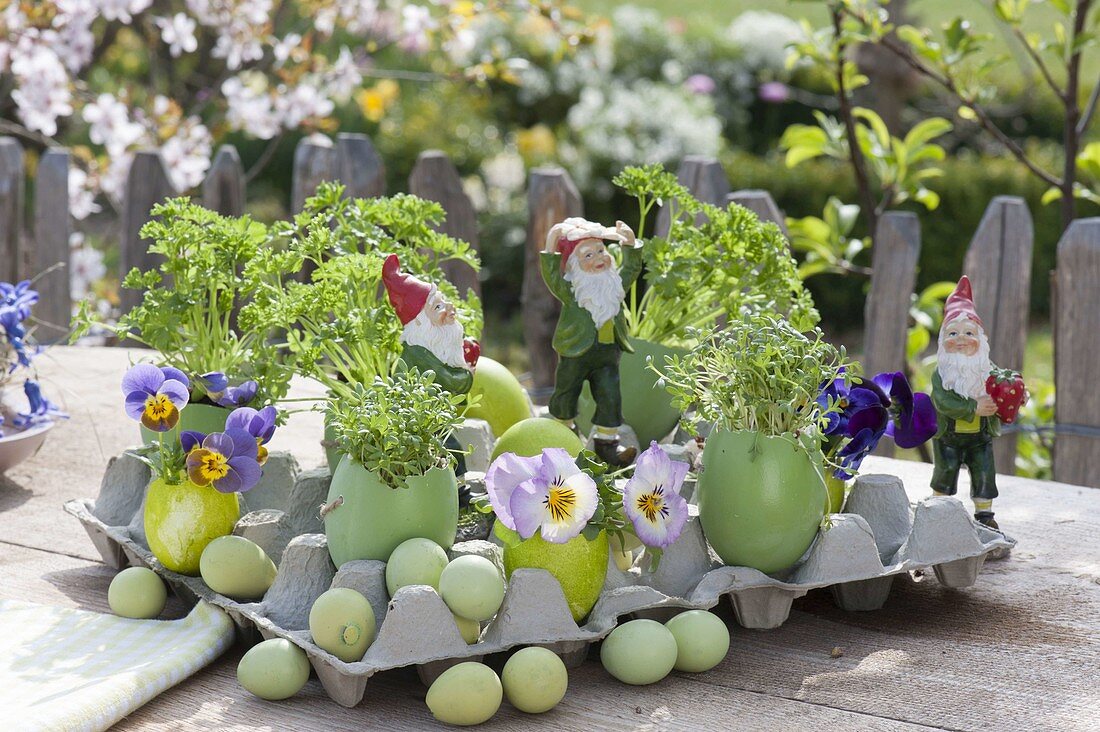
[3,347,1099,731]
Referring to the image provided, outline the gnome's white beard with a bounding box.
[565,258,624,329]
[938,332,991,399]
[402,314,468,370]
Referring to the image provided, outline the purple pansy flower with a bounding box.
[225,405,277,465]
[817,369,889,437]
[834,426,882,479]
[214,380,258,408]
[873,372,937,449]
[622,442,689,549]
[198,372,229,395]
[485,448,598,544]
[820,370,937,479]
[122,364,190,432]
[185,428,262,493]
[485,452,542,532]
[196,372,257,408]
[180,430,206,453]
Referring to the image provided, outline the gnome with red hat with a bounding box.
[930,275,1026,530]
[382,254,480,396]
[540,217,643,467]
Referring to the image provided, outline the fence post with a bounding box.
[202,145,245,216]
[523,167,581,394]
[336,133,385,200]
[963,196,1033,474]
[0,137,26,284]
[1053,218,1100,488]
[291,136,335,215]
[408,150,481,299]
[32,149,71,341]
[863,212,921,457]
[120,150,177,314]
[654,156,730,237]
[727,189,789,237]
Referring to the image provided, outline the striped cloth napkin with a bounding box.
[0,599,234,732]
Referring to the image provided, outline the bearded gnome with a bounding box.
[931,276,1026,530]
[382,255,480,492]
[382,254,480,394]
[541,217,643,467]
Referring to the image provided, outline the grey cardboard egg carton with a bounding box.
[65,432,1014,708]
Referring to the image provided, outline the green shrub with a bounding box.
[722,149,1092,328]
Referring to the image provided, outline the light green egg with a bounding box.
[237,639,311,701]
[438,555,505,622]
[600,619,678,685]
[454,614,481,644]
[308,588,377,663]
[199,535,277,601]
[502,647,568,714]
[425,662,502,726]
[385,538,449,595]
[108,566,167,619]
[665,610,730,673]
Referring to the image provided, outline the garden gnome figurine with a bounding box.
[383,255,480,493]
[382,254,480,395]
[541,217,644,467]
[930,276,1026,530]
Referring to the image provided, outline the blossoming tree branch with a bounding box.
[0,0,589,217]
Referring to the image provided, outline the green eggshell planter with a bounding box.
[696,429,828,574]
[324,459,459,567]
[143,475,240,576]
[496,523,609,624]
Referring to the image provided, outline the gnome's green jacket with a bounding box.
[398,344,473,395]
[931,369,1001,439]
[539,245,644,358]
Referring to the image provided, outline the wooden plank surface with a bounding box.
[0,136,26,284]
[335,133,385,200]
[202,145,246,217]
[32,149,72,341]
[654,157,729,237]
[727,190,789,237]
[864,212,921,458]
[963,197,1033,474]
[408,150,482,299]
[1053,218,1100,488]
[2,347,1100,730]
[291,137,336,215]
[522,168,579,394]
[119,151,177,315]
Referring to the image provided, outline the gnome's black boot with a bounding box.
[974,510,999,531]
[594,438,636,467]
[447,434,471,508]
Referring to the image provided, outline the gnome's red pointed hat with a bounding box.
[943,275,984,329]
[382,254,432,325]
[544,217,625,272]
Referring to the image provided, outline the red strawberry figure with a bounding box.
[985,368,1027,424]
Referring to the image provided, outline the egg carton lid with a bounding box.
[64,449,1014,708]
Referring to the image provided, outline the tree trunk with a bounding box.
[855,0,918,132]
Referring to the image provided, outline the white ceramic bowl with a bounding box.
[0,421,54,473]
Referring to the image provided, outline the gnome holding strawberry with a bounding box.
[541,217,644,467]
[930,276,1027,530]
[382,254,480,395]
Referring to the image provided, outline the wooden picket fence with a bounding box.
[1,135,1099,489]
